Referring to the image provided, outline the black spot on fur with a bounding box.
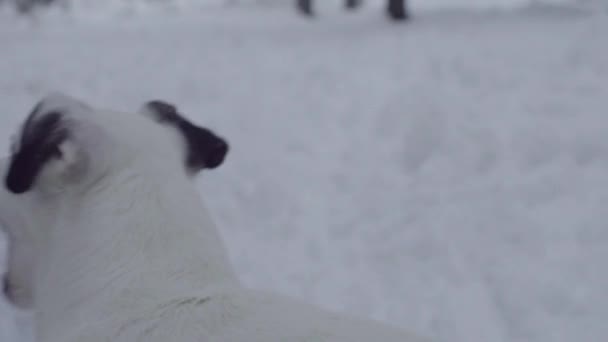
[144,100,229,173]
[5,108,68,194]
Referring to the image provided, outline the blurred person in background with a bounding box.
[296,0,408,20]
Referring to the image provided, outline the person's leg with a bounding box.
[296,0,314,16]
[387,0,408,20]
[345,0,361,10]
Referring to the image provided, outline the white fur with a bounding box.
[0,157,56,309]
[1,95,430,342]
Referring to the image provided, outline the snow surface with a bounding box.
[1,1,607,342]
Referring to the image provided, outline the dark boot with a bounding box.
[345,0,361,10]
[387,0,408,21]
[296,0,314,16]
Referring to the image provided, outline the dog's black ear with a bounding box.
[141,100,229,174]
[5,104,70,194]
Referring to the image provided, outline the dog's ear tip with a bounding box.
[143,100,177,116]
[215,137,229,152]
[146,100,176,111]
[5,172,29,195]
[205,139,229,169]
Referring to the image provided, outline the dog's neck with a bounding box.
[33,166,239,340]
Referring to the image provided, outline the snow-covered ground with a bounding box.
[1,1,607,342]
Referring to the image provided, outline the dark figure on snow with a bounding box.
[13,0,57,13]
[296,0,408,21]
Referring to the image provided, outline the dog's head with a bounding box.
[1,94,229,308]
[4,94,229,195]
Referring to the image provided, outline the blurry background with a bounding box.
[0,1,607,341]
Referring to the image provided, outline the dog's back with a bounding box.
[61,288,428,342]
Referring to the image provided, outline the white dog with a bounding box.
[1,94,430,342]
